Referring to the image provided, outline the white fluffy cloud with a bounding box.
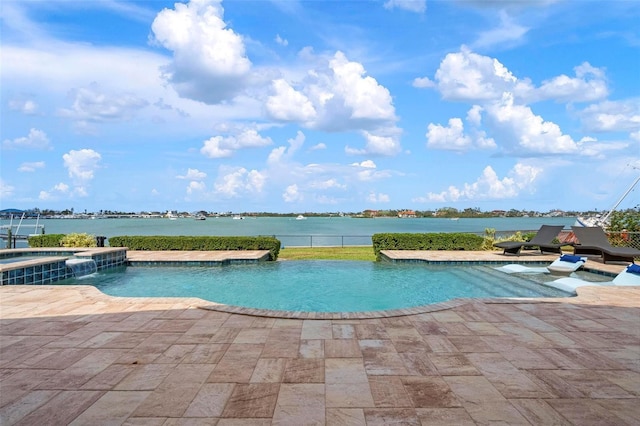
[355,160,377,169]
[426,116,496,152]
[275,34,288,46]
[579,99,640,133]
[214,166,265,197]
[310,179,346,190]
[265,51,400,155]
[535,62,608,103]
[424,48,610,157]
[39,182,71,200]
[151,0,252,104]
[346,131,401,156]
[8,98,38,114]
[58,83,148,126]
[433,47,525,102]
[466,105,483,126]
[472,10,529,50]
[176,169,207,195]
[329,52,395,122]
[426,118,472,151]
[282,184,302,203]
[186,180,206,194]
[0,179,15,198]
[1,43,166,95]
[2,128,51,150]
[267,52,396,128]
[201,129,273,158]
[384,0,426,13]
[266,79,316,122]
[350,160,391,181]
[431,48,608,106]
[412,77,435,88]
[201,136,233,158]
[18,161,45,172]
[367,192,390,203]
[0,41,217,140]
[177,168,207,180]
[486,93,579,154]
[310,143,326,151]
[267,131,305,165]
[417,163,542,202]
[62,149,101,183]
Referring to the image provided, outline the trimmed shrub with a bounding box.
[60,233,97,248]
[28,234,66,248]
[488,230,540,250]
[108,235,281,260]
[481,228,496,250]
[372,232,484,260]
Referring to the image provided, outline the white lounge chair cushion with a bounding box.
[546,263,640,293]
[543,277,593,294]
[612,268,640,286]
[546,257,587,275]
[494,264,549,274]
[494,256,586,275]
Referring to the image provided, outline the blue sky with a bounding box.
[1,0,639,214]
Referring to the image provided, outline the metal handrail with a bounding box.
[271,234,372,248]
[272,231,640,249]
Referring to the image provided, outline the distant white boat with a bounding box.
[232,215,244,220]
[194,215,206,221]
[575,171,639,229]
[296,215,307,220]
[450,217,459,221]
[166,210,179,220]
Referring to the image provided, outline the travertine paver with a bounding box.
[1,252,639,425]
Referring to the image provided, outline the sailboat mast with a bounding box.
[600,174,640,225]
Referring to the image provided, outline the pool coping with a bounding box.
[198,296,560,320]
[0,247,127,272]
[0,249,272,272]
[126,249,271,264]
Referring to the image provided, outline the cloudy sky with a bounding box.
[1,0,639,214]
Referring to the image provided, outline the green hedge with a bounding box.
[372,232,484,260]
[108,235,281,260]
[28,234,66,247]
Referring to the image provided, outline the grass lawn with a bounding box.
[278,246,376,261]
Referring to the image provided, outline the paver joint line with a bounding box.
[1,250,637,424]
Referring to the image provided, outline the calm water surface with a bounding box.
[4,216,575,246]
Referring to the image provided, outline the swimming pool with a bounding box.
[53,260,600,312]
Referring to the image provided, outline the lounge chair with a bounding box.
[494,254,586,276]
[571,226,640,264]
[545,263,640,294]
[494,225,565,255]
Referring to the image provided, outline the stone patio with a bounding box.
[1,252,639,425]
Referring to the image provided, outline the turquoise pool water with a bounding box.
[54,260,582,312]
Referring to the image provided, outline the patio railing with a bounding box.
[273,235,372,248]
[273,231,640,250]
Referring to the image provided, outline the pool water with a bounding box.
[53,260,588,312]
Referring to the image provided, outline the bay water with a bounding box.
[3,216,576,247]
